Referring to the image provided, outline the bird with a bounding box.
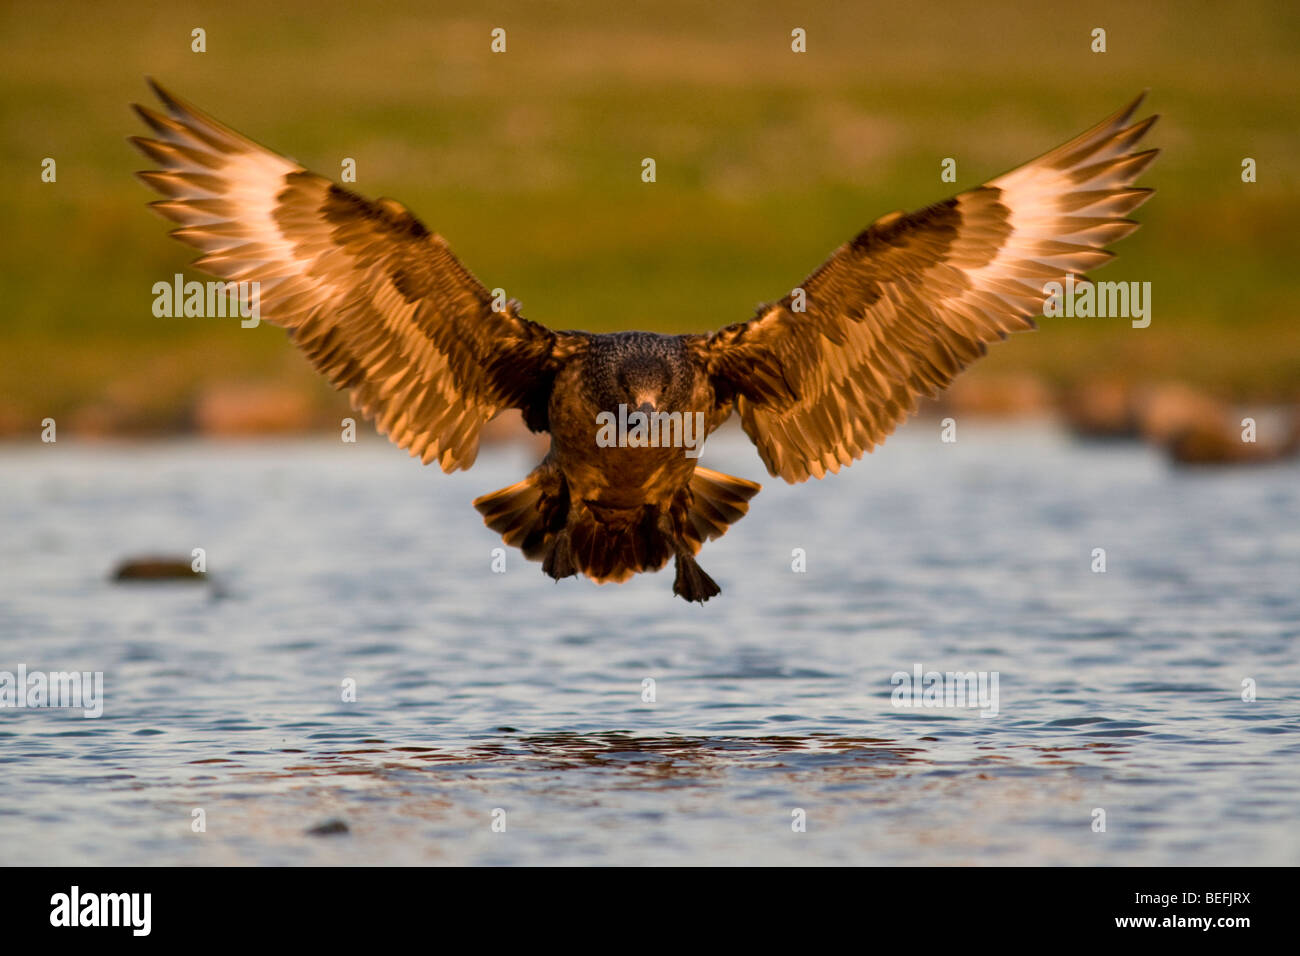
[130,80,1157,602]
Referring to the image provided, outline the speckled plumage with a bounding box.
[132,81,1157,601]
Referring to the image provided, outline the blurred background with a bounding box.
[2,0,1297,450]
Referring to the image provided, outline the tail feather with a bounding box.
[472,465,565,560]
[683,467,762,552]
[569,504,670,583]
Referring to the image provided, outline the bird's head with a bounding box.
[589,334,690,415]
[617,357,671,417]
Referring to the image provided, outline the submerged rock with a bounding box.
[306,819,350,836]
[111,558,206,582]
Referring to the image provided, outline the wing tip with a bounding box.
[1126,112,1160,138]
[125,132,151,159]
[1112,89,1150,128]
[129,101,162,127]
[146,76,181,113]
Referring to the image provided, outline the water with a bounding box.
[1,424,1297,865]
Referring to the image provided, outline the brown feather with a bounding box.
[130,81,580,472]
[696,94,1159,483]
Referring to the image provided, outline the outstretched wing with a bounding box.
[130,79,579,471]
[694,94,1158,483]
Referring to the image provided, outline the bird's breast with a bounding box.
[549,410,704,508]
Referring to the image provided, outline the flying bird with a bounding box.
[130,81,1157,602]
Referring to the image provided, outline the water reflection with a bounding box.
[235,732,1132,784]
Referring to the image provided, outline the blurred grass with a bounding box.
[2,0,1298,430]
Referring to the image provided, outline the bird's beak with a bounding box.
[637,401,655,417]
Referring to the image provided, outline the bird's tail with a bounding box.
[474,466,673,584]
[474,463,761,602]
[472,462,567,561]
[564,501,673,584]
[565,467,762,596]
[680,467,762,554]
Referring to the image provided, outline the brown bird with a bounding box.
[130,81,1157,602]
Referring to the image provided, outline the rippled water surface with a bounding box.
[1,424,1298,865]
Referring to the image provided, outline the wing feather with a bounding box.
[131,80,580,470]
[696,94,1158,482]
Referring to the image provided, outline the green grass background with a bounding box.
[3,0,1298,429]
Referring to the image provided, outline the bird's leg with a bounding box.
[672,551,721,603]
[542,528,577,580]
[657,510,720,603]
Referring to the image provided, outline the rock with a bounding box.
[112,558,206,582]
[306,819,350,836]
[1166,411,1300,466]
[1061,380,1138,440]
[67,403,142,438]
[1132,382,1233,444]
[192,383,315,436]
[937,374,1055,418]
